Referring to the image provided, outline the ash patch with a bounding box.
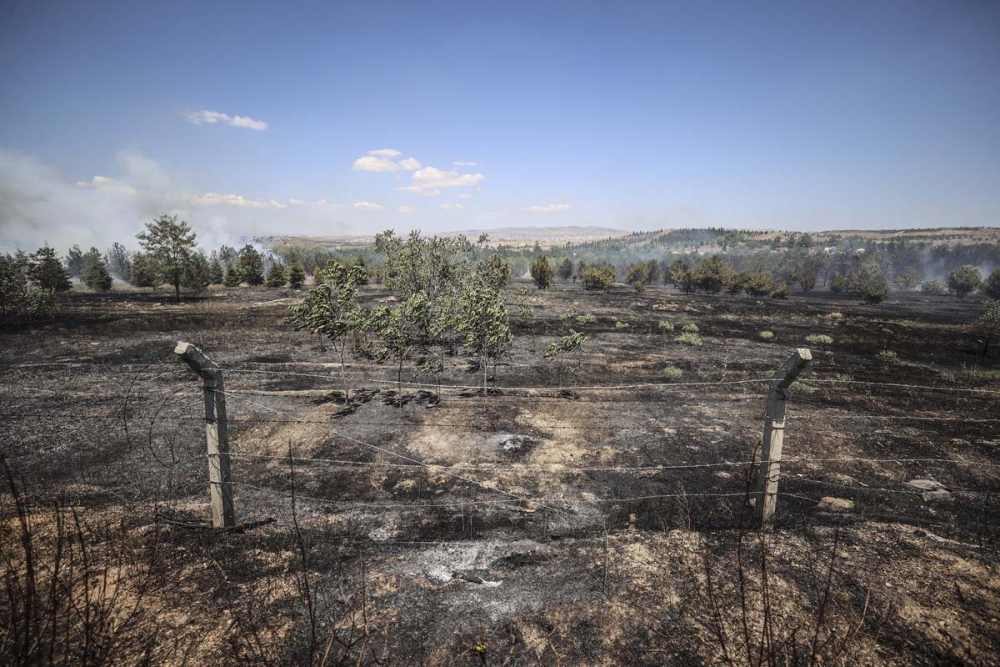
[496,432,539,459]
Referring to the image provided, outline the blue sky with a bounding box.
[1,0,998,249]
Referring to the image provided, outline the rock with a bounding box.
[922,489,953,502]
[817,497,854,512]
[714,471,732,479]
[906,479,946,492]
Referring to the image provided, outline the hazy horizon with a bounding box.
[2,0,999,251]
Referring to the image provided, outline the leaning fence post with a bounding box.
[175,341,236,528]
[754,348,812,529]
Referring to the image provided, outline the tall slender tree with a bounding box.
[136,215,198,300]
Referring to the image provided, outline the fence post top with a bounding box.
[175,341,220,377]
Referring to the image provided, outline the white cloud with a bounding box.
[398,205,415,213]
[454,193,473,199]
[353,201,385,211]
[191,192,286,209]
[314,199,342,210]
[369,148,401,157]
[440,203,465,211]
[352,155,401,172]
[453,161,479,166]
[398,157,421,171]
[399,166,485,196]
[289,199,305,206]
[183,110,268,131]
[521,203,572,213]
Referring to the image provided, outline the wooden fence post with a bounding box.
[754,348,812,529]
[175,341,236,528]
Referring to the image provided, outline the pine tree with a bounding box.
[223,264,241,287]
[288,260,306,289]
[136,215,198,300]
[530,255,553,289]
[65,244,85,279]
[237,245,265,286]
[266,263,287,288]
[130,253,158,289]
[209,258,225,284]
[28,245,72,292]
[557,257,574,280]
[82,254,113,291]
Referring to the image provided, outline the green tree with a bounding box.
[693,255,734,294]
[265,262,287,288]
[850,264,890,304]
[544,329,587,386]
[922,279,944,295]
[530,255,553,289]
[286,263,366,401]
[28,245,71,293]
[0,252,56,323]
[981,268,1000,300]
[223,264,241,288]
[947,265,982,298]
[65,244,85,279]
[367,292,427,392]
[82,253,113,291]
[744,272,774,297]
[894,266,921,291]
[457,279,513,396]
[136,215,198,300]
[106,242,132,281]
[288,260,306,289]
[209,258,225,285]
[582,263,616,291]
[829,271,847,293]
[237,245,265,286]
[771,281,791,299]
[557,257,574,280]
[130,252,158,289]
[182,253,211,292]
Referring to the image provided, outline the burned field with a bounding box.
[2,283,999,665]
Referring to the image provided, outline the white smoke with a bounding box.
[0,149,354,253]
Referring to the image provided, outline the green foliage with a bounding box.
[181,254,211,292]
[743,271,774,297]
[582,263,616,291]
[662,366,683,380]
[829,271,847,294]
[979,300,1000,356]
[477,255,512,291]
[849,264,890,304]
[544,329,587,361]
[28,245,71,293]
[65,244,85,279]
[560,307,579,321]
[82,251,113,291]
[530,255,553,289]
[516,287,533,319]
[771,281,791,299]
[575,312,596,324]
[237,245,265,286]
[658,320,674,332]
[614,320,629,330]
[106,242,132,281]
[681,322,699,333]
[557,257,574,280]
[876,350,899,368]
[947,264,982,298]
[632,281,646,293]
[675,332,703,346]
[136,215,198,299]
[982,269,1000,300]
[1,252,56,323]
[921,279,944,294]
[894,266,921,291]
[693,255,733,294]
[288,260,306,289]
[209,258,225,285]
[265,263,287,288]
[806,334,833,345]
[223,264,241,288]
[457,278,513,394]
[759,331,774,340]
[130,252,158,288]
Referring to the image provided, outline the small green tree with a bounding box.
[265,262,287,288]
[223,264,241,287]
[895,266,921,291]
[516,287,533,320]
[771,281,791,299]
[693,255,734,294]
[0,252,56,323]
[209,258,225,285]
[286,263,366,401]
[850,264,890,304]
[136,215,198,300]
[829,271,847,293]
[182,254,211,292]
[981,268,1000,300]
[922,279,944,294]
[457,280,513,396]
[82,253,113,291]
[544,329,587,386]
[978,300,1000,357]
[288,260,306,289]
[28,245,71,293]
[237,245,265,286]
[65,245,85,280]
[106,242,132,281]
[130,252,158,289]
[744,272,774,297]
[947,265,982,298]
[582,263,616,291]
[367,292,425,392]
[530,255,553,289]
[557,257,574,280]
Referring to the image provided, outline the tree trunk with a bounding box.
[174,280,181,301]
[482,354,488,398]
[339,345,349,403]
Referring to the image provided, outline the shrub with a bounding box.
[922,279,944,294]
[675,332,703,346]
[877,350,899,368]
[759,331,774,340]
[288,260,306,289]
[576,312,596,324]
[805,334,833,345]
[614,320,629,330]
[681,322,699,333]
[947,265,982,298]
[829,271,847,293]
[530,255,553,289]
[658,320,674,332]
[743,271,774,297]
[984,269,1000,299]
[582,264,616,291]
[850,264,890,304]
[632,281,646,293]
[560,307,579,321]
[82,254,113,291]
[827,312,844,320]
[770,282,791,299]
[662,366,683,380]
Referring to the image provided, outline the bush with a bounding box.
[530,255,553,289]
[921,279,944,294]
[805,334,833,345]
[743,271,774,297]
[614,320,629,330]
[681,322,699,333]
[662,366,683,380]
[675,332,703,346]
[759,330,774,340]
[947,265,982,298]
[829,271,847,293]
[658,320,674,332]
[982,268,1000,299]
[850,264,889,304]
[632,280,646,293]
[770,281,791,299]
[82,255,113,291]
[582,264,616,291]
[877,350,899,368]
[576,312,596,324]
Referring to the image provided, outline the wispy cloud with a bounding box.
[521,203,571,213]
[454,193,473,199]
[440,202,465,211]
[183,110,268,131]
[353,201,385,211]
[191,192,287,209]
[398,205,415,213]
[399,166,485,196]
[453,161,479,166]
[352,149,421,172]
